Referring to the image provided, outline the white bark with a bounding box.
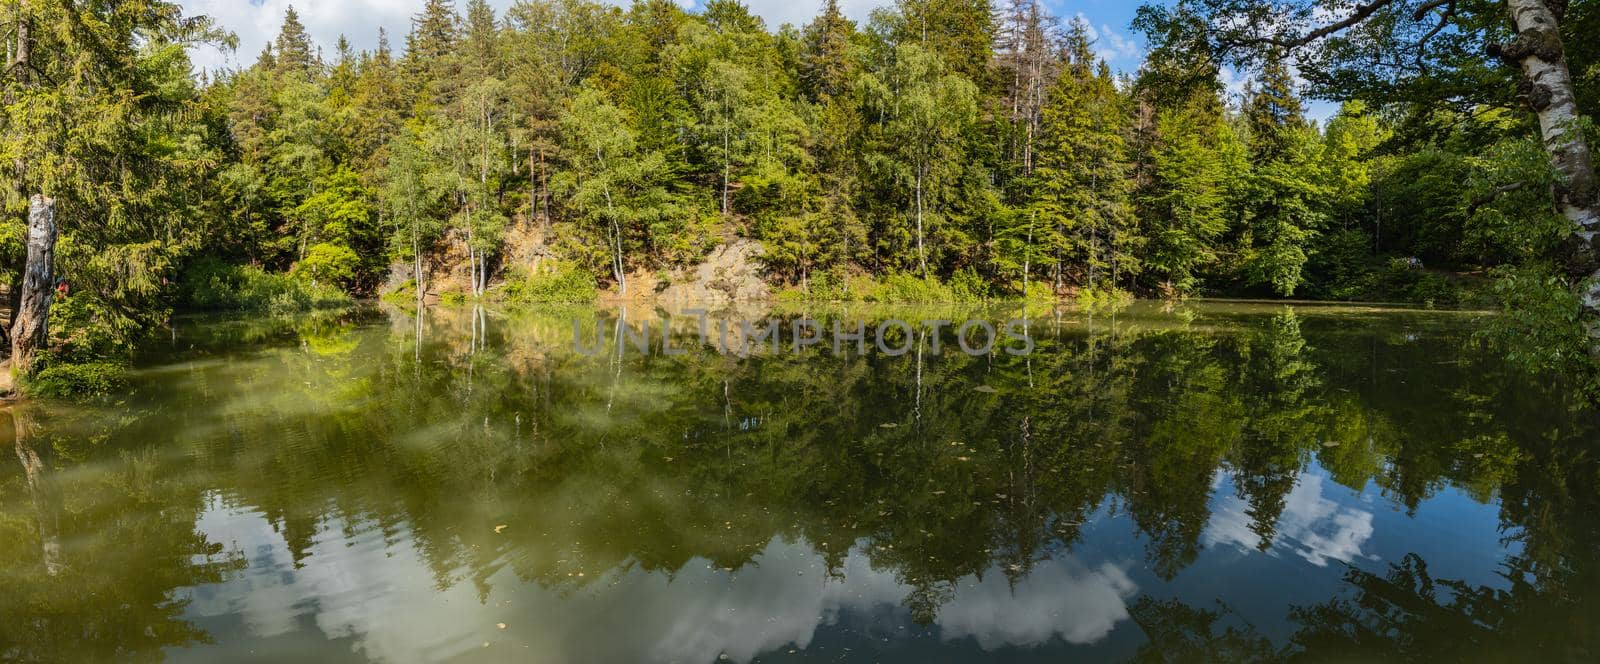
[1502,1,1600,314]
[915,165,927,279]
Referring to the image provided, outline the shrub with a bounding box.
[779,270,1052,304]
[181,257,352,315]
[947,268,990,303]
[499,262,598,304]
[24,361,128,399]
[873,274,955,303]
[292,243,361,288]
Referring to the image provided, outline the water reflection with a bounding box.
[1,302,1596,662]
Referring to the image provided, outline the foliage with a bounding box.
[499,262,600,303]
[1480,264,1598,390]
[5,0,1598,378]
[23,361,129,400]
[179,258,352,315]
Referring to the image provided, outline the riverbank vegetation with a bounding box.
[1,0,1596,394]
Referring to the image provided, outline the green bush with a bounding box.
[24,361,128,399]
[292,242,361,288]
[947,268,990,302]
[181,257,352,315]
[1479,264,1593,378]
[499,262,598,304]
[781,270,1046,304]
[873,274,956,303]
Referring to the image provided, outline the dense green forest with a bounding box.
[1,0,1596,385]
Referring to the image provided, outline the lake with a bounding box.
[2,301,1597,662]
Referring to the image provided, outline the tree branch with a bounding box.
[1414,0,1457,71]
[1467,181,1530,214]
[1229,0,1400,50]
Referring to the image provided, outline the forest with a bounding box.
[1,0,1597,390]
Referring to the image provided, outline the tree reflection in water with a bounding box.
[0,302,1594,662]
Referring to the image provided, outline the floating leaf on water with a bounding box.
[494,524,507,533]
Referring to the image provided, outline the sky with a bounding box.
[179,0,1155,75]
[176,0,1332,119]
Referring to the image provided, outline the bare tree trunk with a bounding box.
[11,196,55,376]
[1496,1,1600,325]
[11,9,28,86]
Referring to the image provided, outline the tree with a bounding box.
[0,0,226,367]
[405,0,462,109]
[292,167,379,291]
[555,85,678,294]
[1142,96,1233,295]
[1135,0,1600,333]
[432,78,510,298]
[860,43,978,278]
[385,125,445,304]
[273,6,317,82]
[800,0,856,101]
[1231,53,1327,296]
[1028,22,1140,294]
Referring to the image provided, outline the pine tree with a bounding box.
[1027,23,1138,294]
[349,29,407,174]
[461,0,503,80]
[1237,51,1322,296]
[800,0,855,101]
[1142,96,1231,295]
[405,0,461,108]
[1135,41,1232,295]
[893,0,997,88]
[1246,52,1306,163]
[274,6,317,81]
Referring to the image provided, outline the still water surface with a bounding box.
[2,302,1597,662]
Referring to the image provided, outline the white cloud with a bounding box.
[181,496,1138,663]
[1203,471,1378,567]
[1071,12,1144,68]
[177,1,895,75]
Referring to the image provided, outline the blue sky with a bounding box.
[177,0,1329,118]
[181,1,1158,74]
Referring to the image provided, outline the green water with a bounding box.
[2,302,1597,663]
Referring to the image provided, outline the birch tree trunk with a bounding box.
[11,195,56,376]
[915,164,927,279]
[1497,1,1600,318]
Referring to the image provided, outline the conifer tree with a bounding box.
[1238,51,1323,296]
[274,6,317,82]
[1028,21,1139,294]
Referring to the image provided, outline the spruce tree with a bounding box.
[274,6,317,81]
[1238,51,1322,295]
[1028,21,1138,294]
